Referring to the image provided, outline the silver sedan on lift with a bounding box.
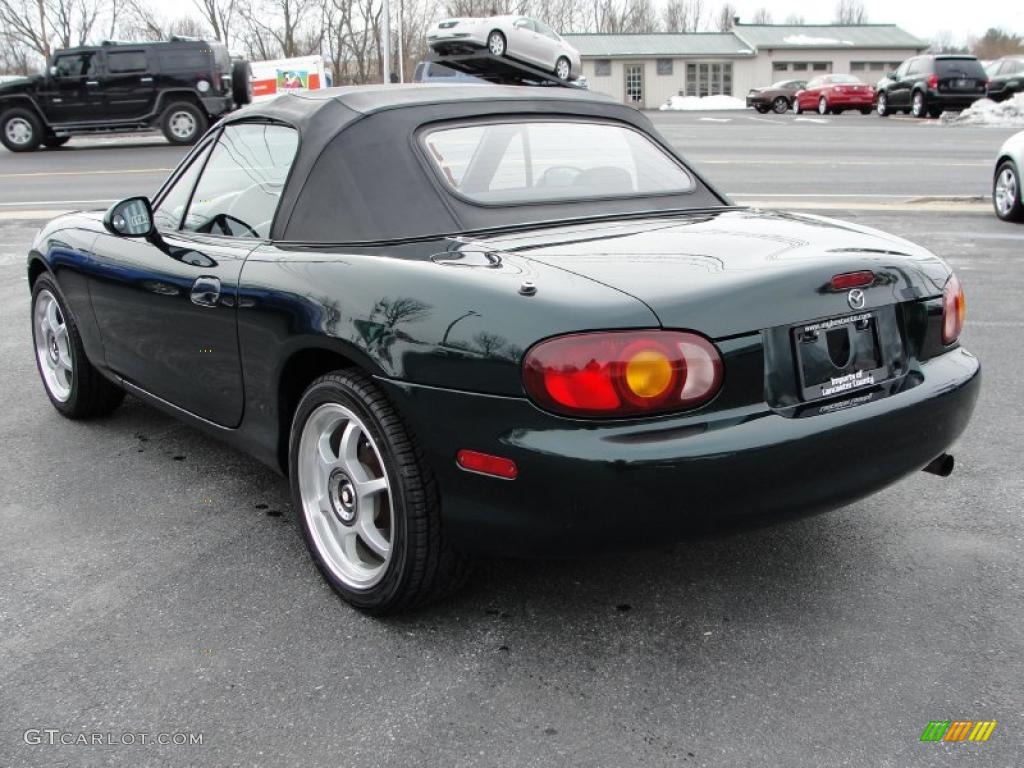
[427,15,582,81]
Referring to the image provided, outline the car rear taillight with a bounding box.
[942,274,966,345]
[522,330,723,418]
[927,73,939,89]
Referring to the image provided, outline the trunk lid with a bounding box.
[469,209,951,338]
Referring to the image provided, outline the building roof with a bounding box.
[562,33,755,58]
[732,24,927,50]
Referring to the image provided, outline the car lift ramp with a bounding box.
[428,52,584,89]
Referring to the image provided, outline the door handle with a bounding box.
[191,276,221,308]
[86,80,99,86]
[140,77,153,83]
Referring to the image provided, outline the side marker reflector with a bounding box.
[456,449,518,480]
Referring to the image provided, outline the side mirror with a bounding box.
[103,197,154,238]
[887,72,897,80]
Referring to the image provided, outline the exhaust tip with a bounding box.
[922,453,954,477]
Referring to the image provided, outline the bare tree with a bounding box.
[833,0,868,25]
[714,2,735,32]
[784,13,805,25]
[751,7,771,24]
[663,0,705,33]
[192,0,236,42]
[238,0,322,59]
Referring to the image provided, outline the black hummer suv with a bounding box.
[0,37,251,152]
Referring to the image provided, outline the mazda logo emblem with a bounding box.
[847,289,866,310]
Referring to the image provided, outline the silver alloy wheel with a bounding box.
[556,58,570,80]
[995,166,1018,217]
[818,97,828,115]
[773,97,788,114]
[912,92,924,117]
[877,93,887,115]
[298,402,393,589]
[33,289,73,402]
[5,116,33,146]
[168,110,196,140]
[488,32,505,56]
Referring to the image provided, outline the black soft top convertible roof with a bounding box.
[225,85,725,243]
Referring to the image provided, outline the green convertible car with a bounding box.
[28,85,979,613]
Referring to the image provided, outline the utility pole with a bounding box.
[382,0,392,83]
[397,0,405,83]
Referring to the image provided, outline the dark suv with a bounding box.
[875,55,988,118]
[986,56,1024,102]
[0,38,251,152]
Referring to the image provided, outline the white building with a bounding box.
[564,24,928,108]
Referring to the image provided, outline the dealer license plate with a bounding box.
[792,312,889,401]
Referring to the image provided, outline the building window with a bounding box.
[773,62,788,72]
[852,61,889,72]
[656,58,673,76]
[594,59,611,77]
[851,62,865,71]
[684,62,733,97]
[779,61,832,73]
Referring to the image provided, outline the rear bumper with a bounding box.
[380,347,980,556]
[829,93,875,107]
[200,94,234,117]
[925,90,985,110]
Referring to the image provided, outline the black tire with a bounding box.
[876,91,890,117]
[754,104,771,114]
[911,91,927,118]
[0,107,43,152]
[994,160,1024,223]
[289,370,471,614]
[487,30,506,58]
[159,101,207,145]
[555,56,571,81]
[859,108,872,115]
[928,107,942,119]
[30,274,124,419]
[43,135,71,148]
[772,96,789,114]
[818,97,830,115]
[231,60,253,106]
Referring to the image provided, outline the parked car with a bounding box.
[427,16,581,81]
[876,55,988,118]
[0,37,251,152]
[746,79,806,114]
[411,60,484,83]
[27,85,979,613]
[993,130,1024,222]
[794,74,874,115]
[985,56,1024,102]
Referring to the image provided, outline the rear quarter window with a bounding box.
[422,120,694,205]
[158,49,212,72]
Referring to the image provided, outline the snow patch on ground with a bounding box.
[941,94,1024,126]
[660,95,747,111]
[782,35,853,46]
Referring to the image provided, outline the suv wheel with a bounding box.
[232,60,253,106]
[1,108,43,152]
[289,370,471,614]
[160,102,207,145]
[994,160,1024,222]
[876,92,889,117]
[911,91,927,118]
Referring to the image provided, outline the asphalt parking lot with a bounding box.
[1,111,1023,766]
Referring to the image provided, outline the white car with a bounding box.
[427,16,582,81]
[994,130,1024,222]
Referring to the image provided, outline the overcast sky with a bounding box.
[729,0,1023,44]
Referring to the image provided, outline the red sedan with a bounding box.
[794,74,875,115]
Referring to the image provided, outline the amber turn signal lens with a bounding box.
[625,349,674,399]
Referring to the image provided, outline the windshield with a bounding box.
[771,80,796,88]
[936,58,986,78]
[423,121,694,205]
[828,75,862,84]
